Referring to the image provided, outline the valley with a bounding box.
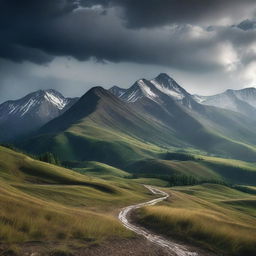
[1,74,256,256]
[2,1,256,255]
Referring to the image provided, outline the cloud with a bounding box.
[237,19,256,30]
[0,0,256,86]
[0,1,253,72]
[80,0,256,27]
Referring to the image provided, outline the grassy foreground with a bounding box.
[135,184,256,256]
[2,144,256,255]
[0,146,155,253]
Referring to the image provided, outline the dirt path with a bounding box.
[118,185,199,256]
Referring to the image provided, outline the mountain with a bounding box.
[19,77,256,165]
[109,73,256,161]
[109,86,126,97]
[111,73,194,106]
[0,89,78,141]
[111,74,202,113]
[193,88,256,118]
[20,86,192,166]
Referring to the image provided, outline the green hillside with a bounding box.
[72,161,131,178]
[127,154,256,185]
[0,146,156,254]
[19,87,179,167]
[1,145,256,255]
[134,89,256,162]
[18,87,256,170]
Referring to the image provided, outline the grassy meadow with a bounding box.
[0,146,156,253]
[135,184,256,256]
[128,153,256,186]
[2,144,256,255]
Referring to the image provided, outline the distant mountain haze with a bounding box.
[193,87,256,118]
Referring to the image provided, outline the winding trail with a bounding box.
[118,185,198,256]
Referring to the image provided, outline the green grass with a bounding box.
[2,144,256,255]
[18,86,256,170]
[127,154,256,185]
[135,184,256,256]
[73,161,131,178]
[127,158,220,180]
[132,177,169,187]
[0,146,155,247]
[0,187,130,244]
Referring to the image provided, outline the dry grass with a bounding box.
[0,185,132,244]
[136,184,256,256]
[0,145,154,248]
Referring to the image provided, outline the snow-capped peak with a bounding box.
[193,87,256,116]
[0,89,73,119]
[43,90,68,110]
[0,89,78,141]
[150,74,186,100]
[232,87,256,108]
[137,79,158,101]
[120,79,158,103]
[116,74,191,104]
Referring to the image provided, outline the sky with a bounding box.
[1,0,256,103]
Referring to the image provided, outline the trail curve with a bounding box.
[118,185,198,256]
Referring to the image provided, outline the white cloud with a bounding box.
[240,61,256,86]
[217,42,239,72]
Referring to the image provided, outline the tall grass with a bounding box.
[0,146,146,246]
[136,184,256,256]
[0,194,132,244]
[137,206,256,255]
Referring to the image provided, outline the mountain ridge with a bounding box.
[0,89,79,141]
[193,87,256,117]
[18,76,256,164]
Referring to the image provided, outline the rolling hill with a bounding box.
[0,145,158,254]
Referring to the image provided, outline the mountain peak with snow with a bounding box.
[119,79,158,103]
[1,89,72,117]
[155,73,172,81]
[109,73,193,104]
[150,74,189,101]
[0,89,78,141]
[193,87,256,116]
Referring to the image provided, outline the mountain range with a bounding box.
[0,89,78,141]
[1,73,256,165]
[193,88,256,118]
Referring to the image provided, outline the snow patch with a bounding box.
[8,104,18,114]
[138,80,158,101]
[122,80,159,103]
[233,89,256,108]
[151,79,185,100]
[126,88,143,102]
[192,95,206,104]
[44,92,67,110]
[20,99,37,116]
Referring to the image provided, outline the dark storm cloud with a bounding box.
[0,45,53,64]
[0,0,256,71]
[237,19,256,31]
[80,0,255,28]
[0,0,77,63]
